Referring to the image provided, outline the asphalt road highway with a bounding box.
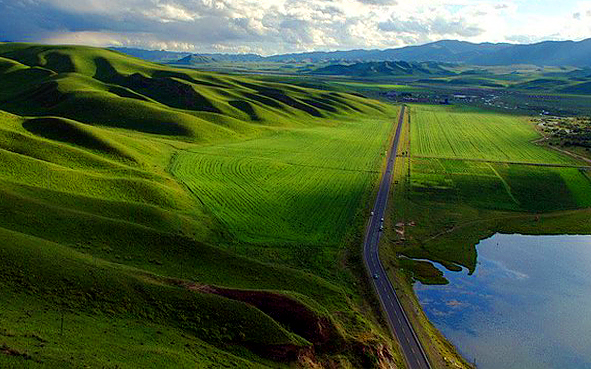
[363,106,431,369]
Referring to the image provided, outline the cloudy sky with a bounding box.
[1,0,591,55]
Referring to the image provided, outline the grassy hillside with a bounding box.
[0,43,401,368]
[311,61,453,77]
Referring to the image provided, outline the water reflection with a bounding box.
[414,234,591,369]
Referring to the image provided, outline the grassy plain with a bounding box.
[0,43,402,368]
[386,105,591,272]
[170,116,393,261]
[410,105,580,164]
[377,104,591,369]
[330,81,422,91]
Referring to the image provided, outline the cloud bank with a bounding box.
[0,0,590,54]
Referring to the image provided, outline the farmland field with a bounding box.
[171,116,394,254]
[410,158,591,212]
[386,104,591,272]
[410,105,579,164]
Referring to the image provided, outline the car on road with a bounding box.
[370,211,374,216]
[380,217,384,222]
[373,274,379,279]
[379,225,384,231]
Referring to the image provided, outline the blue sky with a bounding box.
[0,0,590,54]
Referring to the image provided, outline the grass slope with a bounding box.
[0,43,401,367]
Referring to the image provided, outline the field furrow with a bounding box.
[171,115,396,246]
[410,105,579,164]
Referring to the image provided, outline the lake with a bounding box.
[414,233,591,369]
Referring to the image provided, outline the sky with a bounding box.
[1,0,590,55]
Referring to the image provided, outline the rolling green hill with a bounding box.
[560,81,591,95]
[311,61,453,77]
[0,43,401,368]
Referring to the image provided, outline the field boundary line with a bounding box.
[409,155,591,169]
[486,163,520,205]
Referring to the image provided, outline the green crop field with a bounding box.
[379,104,591,368]
[410,105,579,164]
[386,104,591,277]
[410,158,591,212]
[407,105,591,215]
[0,43,404,368]
[171,116,392,255]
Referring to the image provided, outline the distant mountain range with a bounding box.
[113,38,591,67]
[111,47,263,63]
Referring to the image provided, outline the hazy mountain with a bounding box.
[170,54,216,65]
[373,40,513,63]
[110,47,190,62]
[194,53,264,62]
[268,40,512,63]
[475,39,591,66]
[115,38,591,67]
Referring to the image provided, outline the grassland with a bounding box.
[0,43,404,368]
[331,82,419,90]
[373,104,591,368]
[170,116,392,262]
[386,105,591,272]
[410,105,580,164]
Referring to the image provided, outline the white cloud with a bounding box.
[0,0,589,54]
[143,3,199,23]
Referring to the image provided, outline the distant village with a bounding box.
[380,88,568,116]
[535,116,591,150]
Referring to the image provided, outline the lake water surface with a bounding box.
[414,234,591,369]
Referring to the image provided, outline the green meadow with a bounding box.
[330,81,421,91]
[386,104,591,276]
[410,105,578,164]
[171,116,391,251]
[377,104,591,368]
[0,43,403,368]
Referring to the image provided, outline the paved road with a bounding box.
[363,106,431,369]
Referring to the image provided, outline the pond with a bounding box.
[414,234,591,369]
